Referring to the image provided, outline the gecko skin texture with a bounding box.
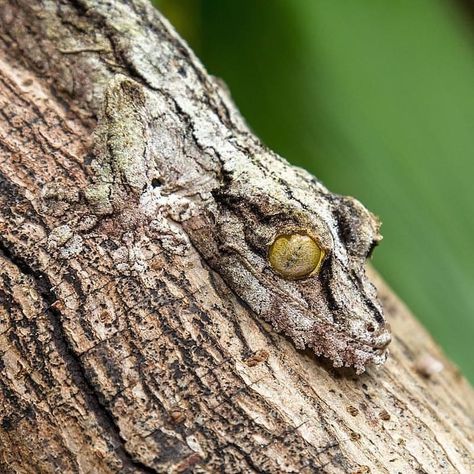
[91,76,392,374]
[185,155,392,374]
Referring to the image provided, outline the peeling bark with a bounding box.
[0,1,472,473]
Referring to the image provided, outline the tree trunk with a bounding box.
[0,1,472,473]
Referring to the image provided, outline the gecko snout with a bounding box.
[372,325,392,350]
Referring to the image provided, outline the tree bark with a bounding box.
[0,1,472,473]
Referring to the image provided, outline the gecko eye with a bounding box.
[268,231,325,280]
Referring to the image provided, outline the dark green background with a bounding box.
[155,0,474,381]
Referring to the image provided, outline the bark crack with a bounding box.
[0,239,158,474]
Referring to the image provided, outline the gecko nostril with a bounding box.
[367,323,375,333]
[151,177,164,188]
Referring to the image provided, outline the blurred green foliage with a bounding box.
[154,0,474,381]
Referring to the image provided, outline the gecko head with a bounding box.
[186,158,391,374]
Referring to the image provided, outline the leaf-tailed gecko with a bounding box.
[86,75,391,374]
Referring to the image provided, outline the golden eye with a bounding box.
[268,232,324,280]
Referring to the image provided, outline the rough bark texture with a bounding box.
[0,1,472,473]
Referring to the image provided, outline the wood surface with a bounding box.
[0,1,472,472]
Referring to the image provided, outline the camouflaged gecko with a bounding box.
[87,75,391,374]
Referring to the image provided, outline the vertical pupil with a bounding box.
[268,232,324,279]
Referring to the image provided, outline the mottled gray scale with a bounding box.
[93,75,391,374]
[181,151,391,373]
